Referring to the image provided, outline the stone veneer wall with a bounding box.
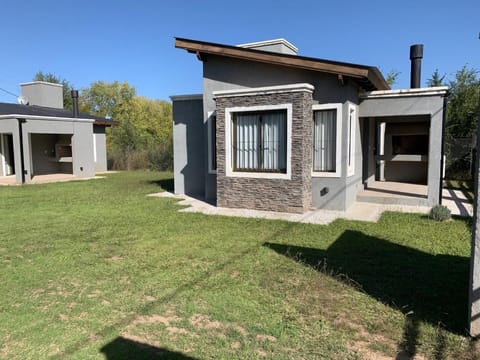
[216,90,313,213]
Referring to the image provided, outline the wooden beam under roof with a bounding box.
[175,37,389,91]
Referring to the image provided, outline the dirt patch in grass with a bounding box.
[189,314,223,330]
[255,334,277,342]
[132,313,181,327]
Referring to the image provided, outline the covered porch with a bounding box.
[359,87,448,207]
[356,180,472,216]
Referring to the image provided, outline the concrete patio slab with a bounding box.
[0,173,104,186]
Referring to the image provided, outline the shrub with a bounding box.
[429,205,451,222]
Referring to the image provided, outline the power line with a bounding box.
[0,87,18,98]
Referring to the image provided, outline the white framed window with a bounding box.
[312,104,342,177]
[347,103,357,177]
[225,104,292,179]
[207,111,216,174]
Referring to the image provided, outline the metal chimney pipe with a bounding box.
[410,44,424,88]
[71,90,79,118]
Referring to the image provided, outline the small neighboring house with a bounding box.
[0,81,114,184]
[171,38,448,213]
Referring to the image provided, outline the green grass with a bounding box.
[0,171,477,359]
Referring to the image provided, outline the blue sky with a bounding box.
[0,0,479,103]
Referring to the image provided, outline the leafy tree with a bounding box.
[446,66,480,138]
[427,69,446,87]
[444,66,480,179]
[80,80,172,170]
[79,81,136,119]
[385,70,400,88]
[33,71,74,110]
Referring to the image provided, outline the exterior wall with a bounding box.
[93,125,107,172]
[203,55,360,211]
[359,94,446,205]
[311,102,363,210]
[360,117,377,188]
[20,82,63,109]
[22,118,94,182]
[0,119,22,183]
[0,117,97,183]
[216,90,313,213]
[72,121,95,178]
[172,96,205,197]
[345,103,364,209]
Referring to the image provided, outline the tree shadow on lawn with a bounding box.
[100,336,197,360]
[264,230,469,335]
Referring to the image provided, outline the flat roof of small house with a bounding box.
[175,37,389,91]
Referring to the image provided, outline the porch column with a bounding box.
[12,128,23,184]
[377,122,386,181]
[427,111,443,205]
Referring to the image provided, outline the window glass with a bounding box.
[233,110,286,172]
[313,109,336,172]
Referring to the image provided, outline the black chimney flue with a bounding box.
[71,90,79,118]
[410,44,423,88]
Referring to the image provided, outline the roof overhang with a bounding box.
[93,119,118,126]
[360,86,448,99]
[175,37,389,91]
[0,114,95,123]
[0,114,117,126]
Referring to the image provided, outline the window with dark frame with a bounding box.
[232,110,287,173]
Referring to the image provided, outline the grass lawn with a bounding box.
[0,171,477,359]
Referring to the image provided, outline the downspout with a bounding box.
[439,93,448,205]
[17,118,26,183]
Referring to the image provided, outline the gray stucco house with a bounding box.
[171,38,447,213]
[0,81,114,184]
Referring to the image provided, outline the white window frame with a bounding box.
[312,103,342,178]
[347,103,357,177]
[225,103,292,179]
[207,111,216,174]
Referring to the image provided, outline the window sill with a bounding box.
[312,171,341,178]
[226,170,291,180]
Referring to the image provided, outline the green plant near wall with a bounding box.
[429,205,451,221]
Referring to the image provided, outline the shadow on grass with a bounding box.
[264,230,469,335]
[148,178,174,193]
[100,337,197,360]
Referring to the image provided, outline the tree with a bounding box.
[444,65,480,179]
[33,71,74,110]
[385,70,400,88]
[427,69,446,87]
[80,80,173,170]
[446,66,480,138]
[79,81,136,119]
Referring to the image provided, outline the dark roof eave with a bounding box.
[175,37,390,91]
[94,120,118,126]
[0,102,118,124]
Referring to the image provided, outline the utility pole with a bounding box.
[468,32,480,336]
